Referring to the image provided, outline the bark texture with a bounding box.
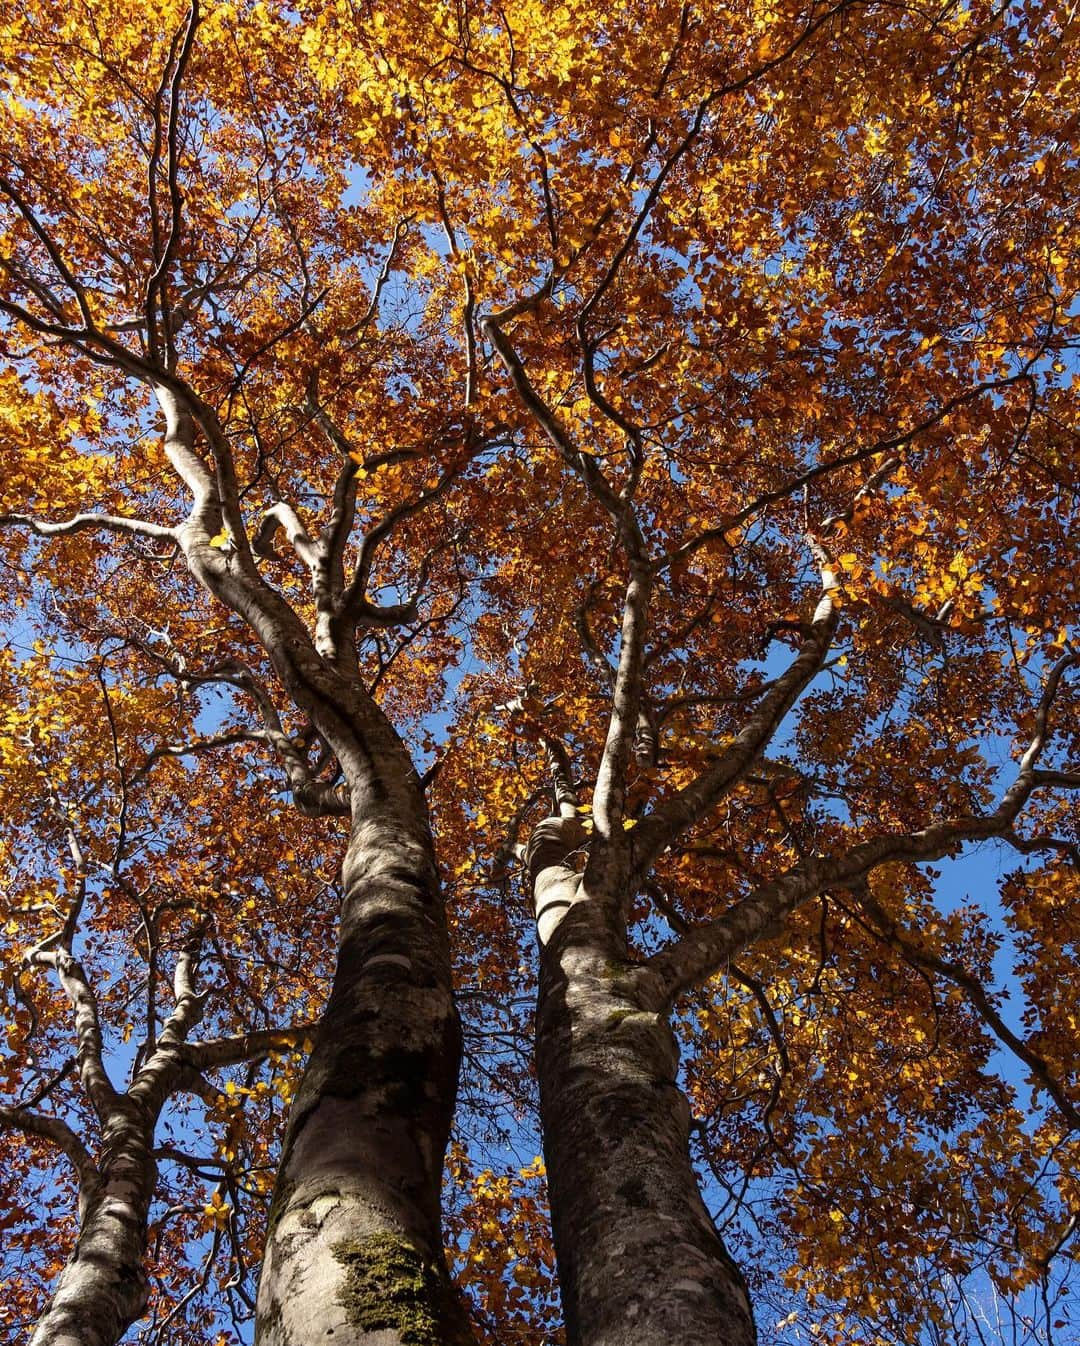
[29,1105,156,1346]
[254,812,472,1346]
[531,835,757,1346]
[142,387,474,1345]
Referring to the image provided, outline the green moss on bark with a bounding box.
[332,1233,468,1345]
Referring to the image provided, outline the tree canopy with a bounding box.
[1,1,1078,1344]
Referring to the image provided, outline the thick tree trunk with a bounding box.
[30,1107,156,1346]
[255,811,474,1346]
[535,912,757,1346]
[149,391,474,1342]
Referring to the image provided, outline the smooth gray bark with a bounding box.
[20,928,209,1346]
[254,812,474,1346]
[29,1105,156,1346]
[529,821,757,1346]
[235,648,474,1346]
[535,917,757,1346]
[142,387,475,1346]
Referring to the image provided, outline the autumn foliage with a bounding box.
[1,0,1079,1343]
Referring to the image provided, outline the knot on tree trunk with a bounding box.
[524,814,588,884]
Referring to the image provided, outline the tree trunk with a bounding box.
[255,810,474,1346]
[30,1107,156,1346]
[535,911,757,1346]
[146,399,475,1342]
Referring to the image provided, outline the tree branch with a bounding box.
[338,454,466,631]
[27,948,121,1121]
[661,368,1037,573]
[0,1105,100,1194]
[630,544,840,879]
[480,312,646,558]
[128,729,269,789]
[851,884,1080,1131]
[145,0,201,366]
[588,565,652,861]
[643,655,1079,1004]
[180,1022,317,1073]
[0,511,176,543]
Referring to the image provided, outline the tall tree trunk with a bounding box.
[533,864,757,1346]
[255,807,474,1346]
[30,1105,156,1346]
[149,387,476,1344]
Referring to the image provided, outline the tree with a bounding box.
[1,1,1078,1345]
[0,4,473,1342]
[0,643,346,1345]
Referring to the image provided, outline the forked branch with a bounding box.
[643,655,1080,1005]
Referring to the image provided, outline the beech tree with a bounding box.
[1,2,1078,1345]
[0,649,328,1344]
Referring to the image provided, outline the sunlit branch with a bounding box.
[20,822,123,1122]
[252,500,319,569]
[132,929,209,1115]
[128,729,269,789]
[321,461,361,597]
[851,884,1080,1131]
[540,730,580,820]
[0,511,176,543]
[304,390,448,632]
[180,1023,316,1072]
[26,947,120,1122]
[629,545,840,880]
[588,565,652,865]
[152,382,217,539]
[484,312,657,845]
[643,655,1080,1005]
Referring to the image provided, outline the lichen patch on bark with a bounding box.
[332,1233,465,1345]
